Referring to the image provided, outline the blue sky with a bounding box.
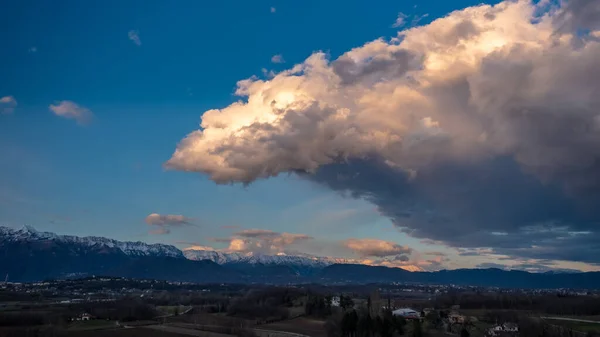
[2,0,599,272]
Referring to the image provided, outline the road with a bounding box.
[541,317,600,324]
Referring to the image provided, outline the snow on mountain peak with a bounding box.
[21,225,38,233]
[0,225,349,268]
[0,225,183,258]
[183,247,348,267]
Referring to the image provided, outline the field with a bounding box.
[64,327,192,336]
[259,317,327,337]
[156,305,193,316]
[67,320,118,331]
[167,312,255,327]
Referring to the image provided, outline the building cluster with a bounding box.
[485,323,519,336]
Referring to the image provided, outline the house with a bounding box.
[74,313,93,321]
[392,308,421,319]
[330,296,340,307]
[486,323,519,336]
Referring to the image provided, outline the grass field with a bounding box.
[64,327,188,336]
[67,320,118,331]
[168,312,255,327]
[260,317,327,337]
[156,305,193,316]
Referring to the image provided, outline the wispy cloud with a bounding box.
[270,7,276,13]
[271,54,285,63]
[49,100,94,125]
[391,12,408,28]
[28,47,37,53]
[391,12,428,28]
[0,96,17,114]
[145,213,193,235]
[128,30,141,46]
[261,68,276,78]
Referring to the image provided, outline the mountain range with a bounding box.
[183,248,348,267]
[2,225,600,289]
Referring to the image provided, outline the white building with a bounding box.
[392,308,420,319]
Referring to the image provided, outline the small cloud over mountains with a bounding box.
[145,213,193,235]
[344,238,412,257]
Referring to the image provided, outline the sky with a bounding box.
[1,0,600,273]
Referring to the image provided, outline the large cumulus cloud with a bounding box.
[166,0,600,265]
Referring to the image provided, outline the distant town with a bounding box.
[1,276,600,336]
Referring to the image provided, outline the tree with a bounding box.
[425,311,442,329]
[341,312,352,337]
[391,315,405,336]
[357,313,374,337]
[412,320,423,337]
[340,295,355,310]
[348,310,358,337]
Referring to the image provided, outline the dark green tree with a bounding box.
[412,320,423,337]
[340,295,355,310]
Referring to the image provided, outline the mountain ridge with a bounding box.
[183,248,350,267]
[2,225,600,289]
[0,225,183,258]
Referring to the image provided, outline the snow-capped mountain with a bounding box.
[0,225,183,258]
[0,225,345,267]
[183,248,350,267]
[1,226,598,288]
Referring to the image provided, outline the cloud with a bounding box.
[410,13,429,26]
[425,251,446,257]
[145,213,192,235]
[182,245,216,251]
[49,100,93,125]
[476,261,583,273]
[235,229,280,238]
[210,229,314,254]
[165,1,600,266]
[344,238,412,257]
[150,228,170,235]
[261,68,276,78]
[0,96,17,114]
[128,30,141,46]
[178,229,440,271]
[392,12,408,28]
[271,54,285,63]
[28,47,37,53]
[271,7,276,13]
